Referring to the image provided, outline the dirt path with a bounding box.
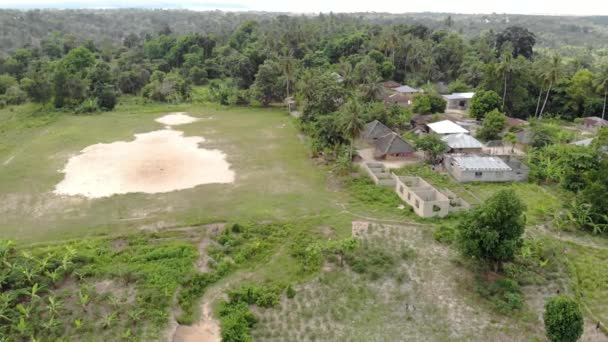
[531,225,608,251]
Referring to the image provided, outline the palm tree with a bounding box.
[533,59,547,118]
[497,47,514,107]
[539,54,563,119]
[338,60,354,88]
[279,50,296,99]
[339,100,365,160]
[359,76,383,102]
[595,63,608,119]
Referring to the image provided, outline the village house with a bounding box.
[582,116,608,133]
[394,85,423,94]
[362,120,393,141]
[441,133,484,153]
[384,93,412,108]
[426,120,469,135]
[444,154,529,182]
[442,92,475,111]
[373,132,416,159]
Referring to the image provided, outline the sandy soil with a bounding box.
[155,113,200,126]
[357,147,423,169]
[54,129,234,199]
[172,302,221,342]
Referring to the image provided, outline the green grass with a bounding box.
[0,101,348,242]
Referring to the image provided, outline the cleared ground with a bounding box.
[0,103,346,242]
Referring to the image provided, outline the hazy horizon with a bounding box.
[1,0,608,16]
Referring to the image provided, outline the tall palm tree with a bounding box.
[338,60,354,88]
[539,54,563,119]
[532,59,547,118]
[595,63,608,119]
[279,51,296,99]
[359,76,383,102]
[339,100,365,160]
[497,48,514,107]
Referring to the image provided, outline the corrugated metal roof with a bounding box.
[452,155,512,171]
[571,138,594,146]
[442,92,475,100]
[374,132,416,155]
[363,120,393,140]
[394,85,422,93]
[442,133,484,149]
[427,120,469,134]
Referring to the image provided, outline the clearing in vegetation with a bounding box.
[54,122,234,198]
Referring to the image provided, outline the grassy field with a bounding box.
[0,101,351,242]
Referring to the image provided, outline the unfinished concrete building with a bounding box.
[393,176,469,218]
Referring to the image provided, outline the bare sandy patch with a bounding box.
[156,113,200,126]
[54,129,234,199]
[172,302,220,342]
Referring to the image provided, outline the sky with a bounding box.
[1,0,608,16]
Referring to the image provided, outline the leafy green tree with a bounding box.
[412,93,446,114]
[528,144,599,192]
[469,89,502,120]
[566,68,595,116]
[543,296,584,342]
[96,87,117,111]
[1,85,27,105]
[0,74,17,95]
[299,70,346,121]
[457,189,526,272]
[415,134,447,164]
[61,46,95,75]
[503,131,517,153]
[20,75,52,104]
[496,26,536,59]
[279,52,296,98]
[476,109,506,141]
[251,59,283,105]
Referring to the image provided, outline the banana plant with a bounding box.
[78,289,90,311]
[46,296,62,317]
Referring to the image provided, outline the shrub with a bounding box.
[475,276,524,314]
[2,85,27,105]
[434,224,457,244]
[286,284,296,299]
[96,87,117,111]
[345,244,395,280]
[543,295,584,342]
[74,98,99,114]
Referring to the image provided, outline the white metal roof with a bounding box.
[442,133,484,149]
[427,120,469,134]
[452,155,512,171]
[442,92,475,100]
[570,138,594,146]
[394,85,422,93]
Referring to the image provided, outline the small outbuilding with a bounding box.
[384,93,412,108]
[373,132,416,159]
[363,120,393,141]
[441,133,484,153]
[444,154,529,182]
[442,92,475,110]
[394,85,423,94]
[426,120,469,135]
[582,116,608,132]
